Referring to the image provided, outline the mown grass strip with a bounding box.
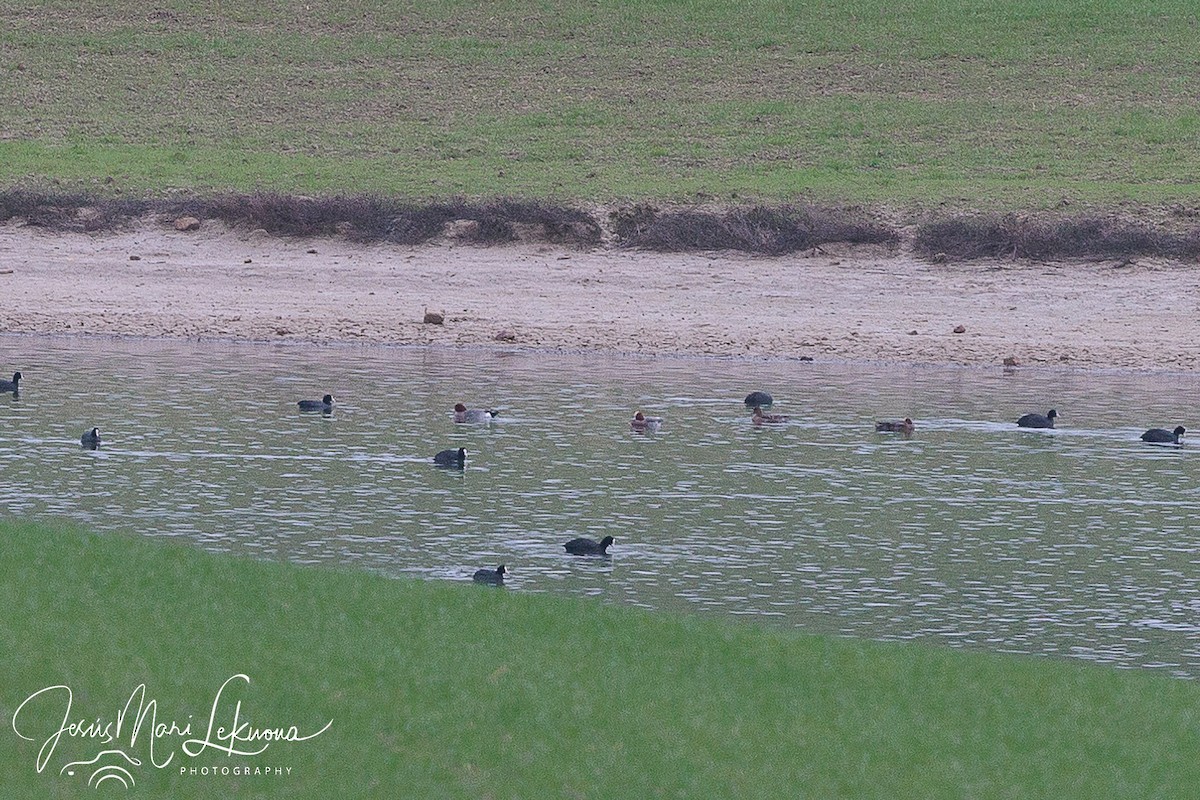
[2,1,1199,206]
[2,520,1199,798]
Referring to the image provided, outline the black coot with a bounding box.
[1141,425,1186,444]
[744,391,773,407]
[298,394,334,412]
[1016,409,1057,428]
[473,565,506,585]
[434,447,467,468]
[564,535,615,555]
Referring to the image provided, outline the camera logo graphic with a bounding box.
[60,749,142,789]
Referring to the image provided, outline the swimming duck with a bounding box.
[298,394,334,412]
[751,406,789,424]
[564,535,615,555]
[0,371,21,394]
[434,447,467,468]
[1016,409,1057,428]
[875,418,915,433]
[1141,425,1186,444]
[744,391,773,407]
[80,427,101,449]
[472,565,506,585]
[454,403,499,423]
[630,411,663,432]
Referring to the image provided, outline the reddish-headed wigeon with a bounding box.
[751,406,788,424]
[631,411,663,432]
[875,417,915,433]
[454,403,499,423]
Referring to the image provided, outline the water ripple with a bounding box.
[3,337,1200,677]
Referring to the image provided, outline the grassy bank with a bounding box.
[2,521,1199,797]
[2,1,1199,208]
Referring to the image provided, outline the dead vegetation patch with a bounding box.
[610,204,898,255]
[162,195,603,247]
[0,189,149,232]
[0,191,603,248]
[5,190,1200,262]
[915,214,1200,261]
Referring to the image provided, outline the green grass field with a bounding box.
[2,0,1199,208]
[3,520,1200,798]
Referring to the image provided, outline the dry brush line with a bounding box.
[0,189,149,232]
[611,204,898,254]
[0,190,604,247]
[915,214,1200,261]
[5,189,1200,261]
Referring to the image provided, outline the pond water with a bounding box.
[2,336,1200,678]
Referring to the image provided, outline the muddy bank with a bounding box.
[2,219,1198,370]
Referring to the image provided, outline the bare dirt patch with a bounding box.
[3,218,1199,371]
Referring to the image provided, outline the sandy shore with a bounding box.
[1,221,1197,370]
